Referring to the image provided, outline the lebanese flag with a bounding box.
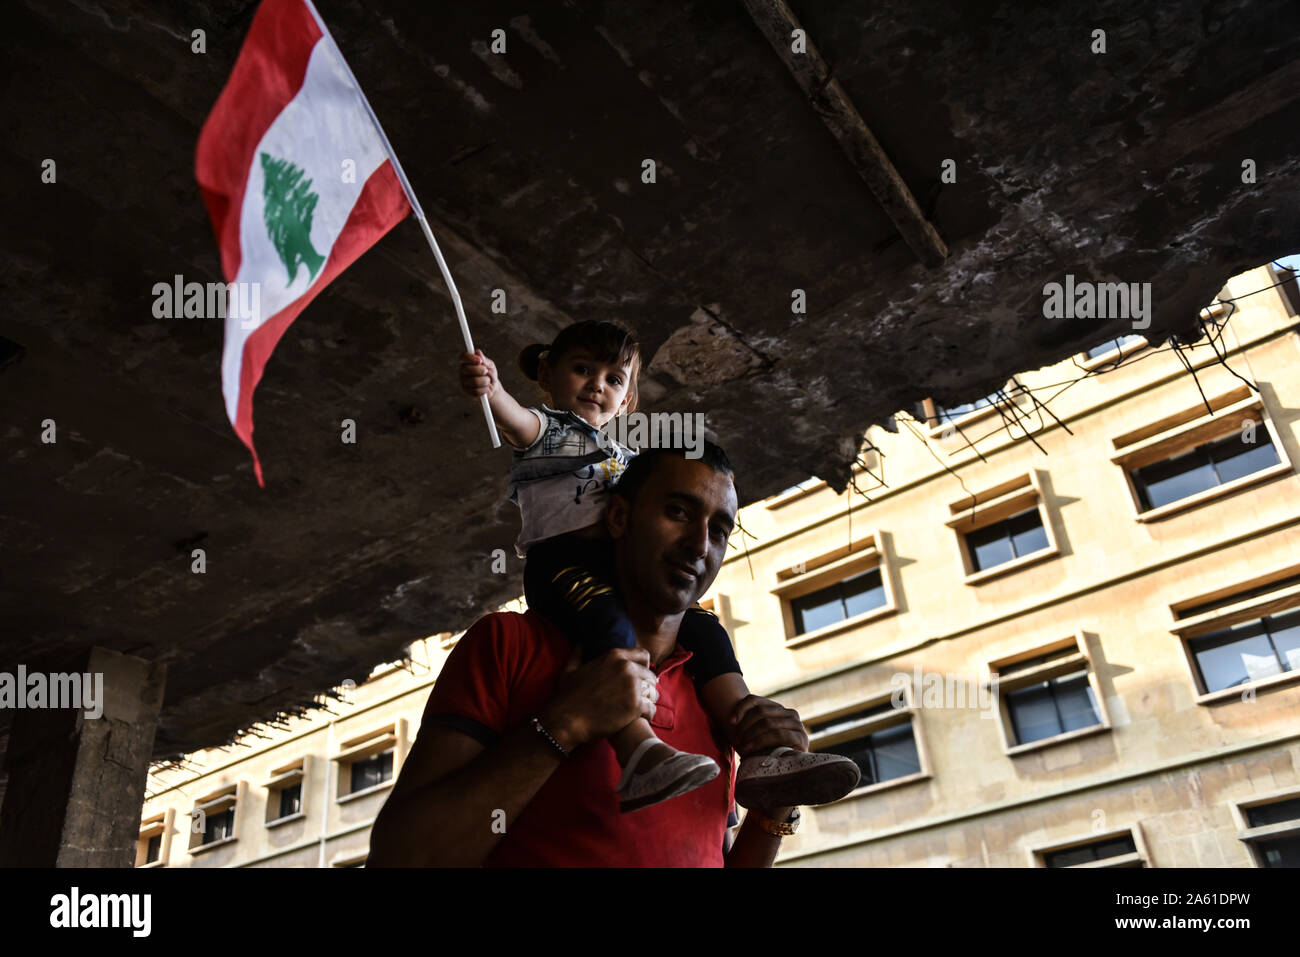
[196,0,410,486]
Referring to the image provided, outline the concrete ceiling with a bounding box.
[2,0,1299,761]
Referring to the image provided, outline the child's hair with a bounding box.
[517,320,642,414]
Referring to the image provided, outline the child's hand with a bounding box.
[459,350,498,399]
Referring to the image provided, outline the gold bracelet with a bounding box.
[753,807,801,835]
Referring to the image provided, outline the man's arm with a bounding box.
[722,695,810,869]
[367,716,568,867]
[725,804,797,868]
[368,646,656,867]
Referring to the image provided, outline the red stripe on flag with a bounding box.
[195,0,322,283]
[230,161,410,486]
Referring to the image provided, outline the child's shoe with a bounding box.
[616,737,720,813]
[734,747,860,808]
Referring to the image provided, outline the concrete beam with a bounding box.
[741,0,948,267]
[0,648,165,867]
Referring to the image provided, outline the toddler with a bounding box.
[459,320,860,812]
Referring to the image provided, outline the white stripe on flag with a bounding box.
[222,35,390,424]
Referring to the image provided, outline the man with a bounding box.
[368,444,809,866]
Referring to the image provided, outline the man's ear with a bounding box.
[606,493,630,540]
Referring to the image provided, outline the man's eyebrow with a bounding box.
[667,491,736,531]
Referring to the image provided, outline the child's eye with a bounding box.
[609,376,622,386]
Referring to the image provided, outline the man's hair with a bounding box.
[612,441,735,503]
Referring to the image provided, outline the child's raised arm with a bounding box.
[459,350,541,449]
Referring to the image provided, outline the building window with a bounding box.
[965,509,1049,573]
[990,636,1110,754]
[204,807,235,844]
[1042,833,1140,868]
[1131,431,1281,512]
[1171,566,1300,702]
[1267,262,1300,317]
[264,758,306,825]
[1084,334,1146,360]
[822,721,920,787]
[773,533,898,647]
[278,783,302,819]
[136,810,172,868]
[806,696,927,794]
[1005,671,1100,745]
[765,477,825,508]
[946,472,1060,583]
[350,750,393,793]
[791,569,887,636]
[935,392,998,426]
[1186,610,1300,694]
[1110,386,1292,522]
[1235,792,1300,867]
[921,380,1020,435]
[188,785,239,852]
[333,722,405,801]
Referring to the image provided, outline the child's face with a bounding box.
[539,349,633,428]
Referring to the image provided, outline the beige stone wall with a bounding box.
[138,633,463,868]
[705,265,1300,866]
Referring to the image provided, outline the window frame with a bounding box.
[263,757,307,827]
[333,722,406,802]
[136,808,174,868]
[772,532,898,648]
[1169,564,1300,703]
[1109,387,1292,523]
[945,471,1061,585]
[1266,262,1300,317]
[187,783,243,855]
[922,379,1019,438]
[987,634,1112,756]
[1029,824,1150,868]
[1231,787,1300,868]
[802,688,932,800]
[1077,333,1149,370]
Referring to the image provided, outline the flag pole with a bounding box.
[303,0,501,448]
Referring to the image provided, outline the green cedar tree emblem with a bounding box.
[260,152,326,286]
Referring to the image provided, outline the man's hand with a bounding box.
[459,349,499,400]
[539,646,658,751]
[727,695,809,757]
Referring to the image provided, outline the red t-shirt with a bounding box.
[420,609,736,867]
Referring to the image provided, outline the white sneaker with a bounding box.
[615,737,720,813]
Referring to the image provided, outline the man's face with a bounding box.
[608,456,738,615]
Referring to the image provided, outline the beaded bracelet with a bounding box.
[531,716,569,758]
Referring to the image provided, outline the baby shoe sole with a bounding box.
[735,758,861,809]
